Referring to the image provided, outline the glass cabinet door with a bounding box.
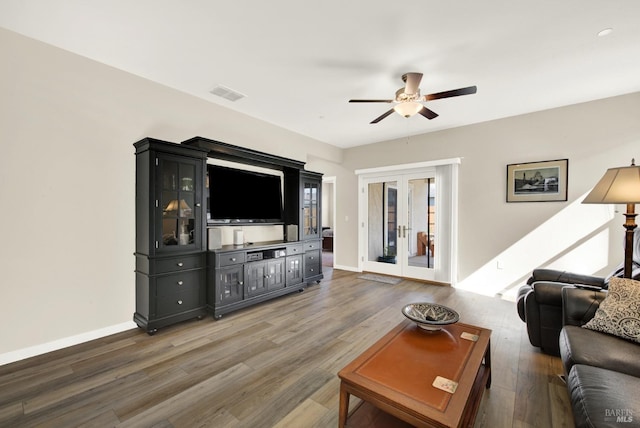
[157,156,200,252]
[302,180,319,239]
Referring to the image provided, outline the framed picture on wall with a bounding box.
[506,159,568,202]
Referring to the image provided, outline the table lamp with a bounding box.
[164,199,192,217]
[582,159,640,278]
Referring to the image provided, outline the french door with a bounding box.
[358,161,457,284]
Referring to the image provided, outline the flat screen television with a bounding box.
[207,164,284,224]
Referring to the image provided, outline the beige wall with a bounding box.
[0,28,339,360]
[2,26,639,362]
[334,92,640,295]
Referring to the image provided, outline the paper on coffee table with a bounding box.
[433,376,458,394]
[461,331,479,342]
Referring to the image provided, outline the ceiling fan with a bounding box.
[349,72,477,124]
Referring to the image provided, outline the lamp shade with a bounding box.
[582,163,640,204]
[393,102,423,118]
[164,199,192,216]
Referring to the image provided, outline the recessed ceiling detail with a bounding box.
[597,28,613,37]
[210,85,246,102]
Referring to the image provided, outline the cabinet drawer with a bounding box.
[304,250,320,265]
[156,286,203,317]
[304,250,321,277]
[217,251,246,267]
[286,243,304,255]
[156,269,204,297]
[303,240,321,251]
[154,254,204,274]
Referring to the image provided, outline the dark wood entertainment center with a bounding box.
[134,136,322,333]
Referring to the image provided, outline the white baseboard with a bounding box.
[332,264,360,272]
[0,321,138,366]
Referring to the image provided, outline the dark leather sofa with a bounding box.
[516,269,605,355]
[559,287,640,428]
[517,229,640,356]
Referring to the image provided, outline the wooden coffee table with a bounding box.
[338,319,491,428]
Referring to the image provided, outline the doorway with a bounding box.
[322,176,336,268]
[357,160,459,284]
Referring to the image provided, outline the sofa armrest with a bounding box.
[529,268,605,288]
[530,280,571,305]
[561,286,607,326]
[522,281,573,355]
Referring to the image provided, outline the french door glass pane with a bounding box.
[367,181,398,263]
[407,177,435,268]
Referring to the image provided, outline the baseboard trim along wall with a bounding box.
[334,264,359,272]
[0,321,137,366]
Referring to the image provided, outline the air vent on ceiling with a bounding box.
[210,85,246,102]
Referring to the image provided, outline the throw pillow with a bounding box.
[583,277,640,343]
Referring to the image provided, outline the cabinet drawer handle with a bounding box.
[230,257,236,262]
[239,281,244,285]
[177,281,184,286]
[310,268,314,272]
[177,262,184,267]
[309,256,314,260]
[177,300,183,305]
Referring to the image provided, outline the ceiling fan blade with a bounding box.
[370,108,395,124]
[418,106,439,120]
[403,72,423,95]
[349,99,394,103]
[423,85,477,101]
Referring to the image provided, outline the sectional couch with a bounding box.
[559,279,640,428]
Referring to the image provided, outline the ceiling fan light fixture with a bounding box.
[394,102,423,118]
[597,27,613,37]
[349,71,477,123]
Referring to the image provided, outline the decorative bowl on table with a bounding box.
[402,303,460,331]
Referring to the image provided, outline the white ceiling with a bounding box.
[2,1,640,148]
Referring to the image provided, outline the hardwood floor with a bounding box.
[0,268,574,427]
